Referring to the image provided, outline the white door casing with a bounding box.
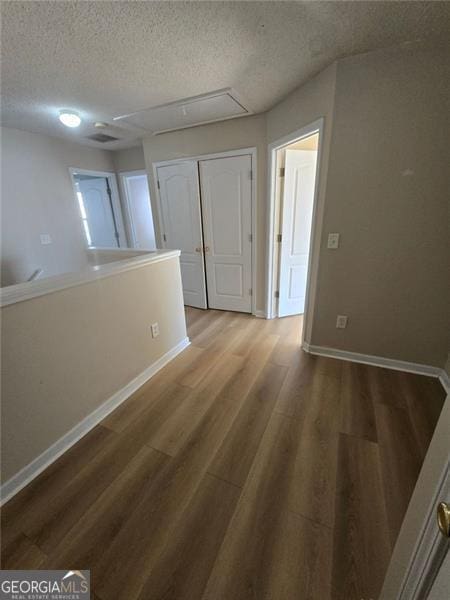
[157,162,207,309]
[77,177,121,248]
[199,155,252,313]
[278,149,317,317]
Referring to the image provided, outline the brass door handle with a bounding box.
[204,246,210,253]
[195,247,202,253]
[437,502,450,538]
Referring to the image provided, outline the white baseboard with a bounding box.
[254,309,267,319]
[439,370,450,395]
[0,336,190,505]
[302,343,447,389]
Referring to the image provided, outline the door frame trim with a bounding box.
[153,147,257,316]
[69,167,126,248]
[266,119,324,343]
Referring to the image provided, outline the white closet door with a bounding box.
[278,149,317,317]
[157,162,207,309]
[199,155,252,313]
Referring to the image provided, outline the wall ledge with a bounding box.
[0,249,180,307]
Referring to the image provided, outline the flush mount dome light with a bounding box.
[59,110,81,128]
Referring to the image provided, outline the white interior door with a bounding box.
[278,149,317,317]
[157,162,207,309]
[122,172,156,249]
[199,155,252,313]
[77,177,121,248]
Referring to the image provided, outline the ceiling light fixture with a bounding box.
[59,110,81,128]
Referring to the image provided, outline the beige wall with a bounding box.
[312,45,449,367]
[112,144,146,172]
[1,127,116,286]
[142,114,267,310]
[1,256,186,482]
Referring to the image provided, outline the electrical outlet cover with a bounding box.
[327,233,340,249]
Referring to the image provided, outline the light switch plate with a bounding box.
[336,315,348,329]
[327,233,340,249]
[40,234,52,245]
[151,322,160,338]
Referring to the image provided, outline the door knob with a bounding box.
[204,246,210,253]
[195,247,202,253]
[437,502,450,538]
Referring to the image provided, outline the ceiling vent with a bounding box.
[113,88,252,135]
[86,133,120,143]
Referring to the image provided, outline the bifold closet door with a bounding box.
[157,162,207,309]
[199,155,252,313]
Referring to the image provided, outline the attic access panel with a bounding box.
[113,88,252,134]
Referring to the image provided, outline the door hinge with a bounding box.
[249,169,253,180]
[249,288,252,296]
[163,233,167,242]
[279,167,285,178]
[157,180,160,190]
[277,234,282,243]
[275,291,280,298]
[248,233,253,243]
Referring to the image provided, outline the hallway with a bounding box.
[1,308,445,599]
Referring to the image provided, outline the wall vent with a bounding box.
[86,133,120,143]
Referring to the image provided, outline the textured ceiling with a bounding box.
[1,1,450,149]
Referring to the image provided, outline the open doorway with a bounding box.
[119,170,156,250]
[267,120,323,342]
[70,169,126,248]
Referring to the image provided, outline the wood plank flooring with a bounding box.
[1,307,446,599]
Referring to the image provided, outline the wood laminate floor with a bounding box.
[1,308,446,599]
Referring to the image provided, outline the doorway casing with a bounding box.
[266,118,325,348]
